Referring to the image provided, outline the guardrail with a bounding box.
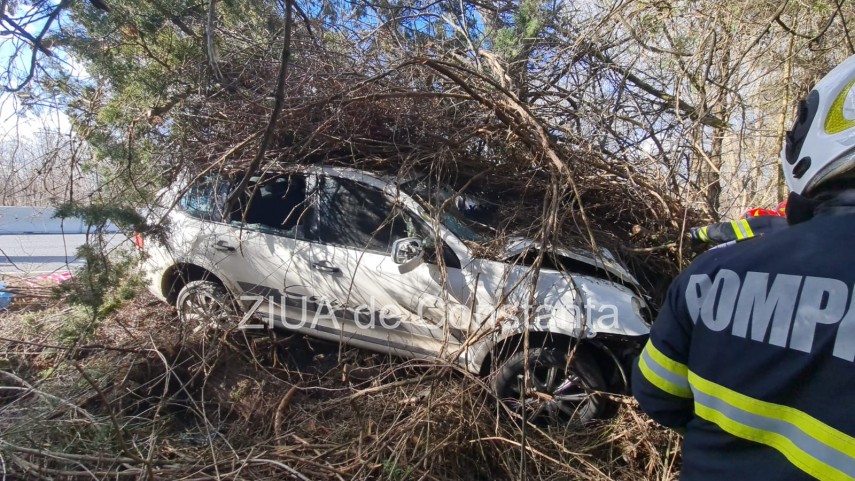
[0,206,118,234]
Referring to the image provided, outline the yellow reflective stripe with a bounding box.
[740,219,754,238]
[644,339,688,376]
[698,226,710,242]
[730,221,745,240]
[638,340,691,398]
[689,372,855,460]
[638,354,692,398]
[826,78,855,134]
[693,403,853,481]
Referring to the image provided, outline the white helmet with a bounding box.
[783,54,855,195]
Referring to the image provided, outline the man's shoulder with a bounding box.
[682,237,759,277]
[671,231,784,295]
[746,215,788,231]
[673,214,855,298]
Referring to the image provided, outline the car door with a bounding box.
[365,210,476,356]
[307,173,471,358]
[199,173,324,330]
[171,175,263,296]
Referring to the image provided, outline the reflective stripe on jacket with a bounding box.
[634,193,855,480]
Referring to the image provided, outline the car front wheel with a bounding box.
[493,346,605,425]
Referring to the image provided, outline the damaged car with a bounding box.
[140,166,650,424]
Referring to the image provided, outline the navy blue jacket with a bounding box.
[633,190,855,481]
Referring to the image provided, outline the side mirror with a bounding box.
[391,237,424,273]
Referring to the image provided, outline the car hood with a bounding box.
[500,237,640,287]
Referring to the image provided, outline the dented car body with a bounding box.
[142,166,650,423]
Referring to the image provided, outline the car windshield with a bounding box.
[400,179,498,243]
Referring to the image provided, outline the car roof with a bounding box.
[262,164,407,189]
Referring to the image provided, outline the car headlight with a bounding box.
[632,295,651,327]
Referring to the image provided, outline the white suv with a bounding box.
[141,166,650,424]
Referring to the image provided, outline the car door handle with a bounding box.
[213,240,235,252]
[312,261,340,273]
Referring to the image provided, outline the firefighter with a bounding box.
[633,54,855,481]
[689,201,788,249]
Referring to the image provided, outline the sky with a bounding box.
[0,93,71,142]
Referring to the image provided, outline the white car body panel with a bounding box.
[143,166,650,374]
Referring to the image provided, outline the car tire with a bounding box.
[176,280,238,334]
[493,345,606,425]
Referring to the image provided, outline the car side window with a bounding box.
[316,176,408,252]
[231,174,312,239]
[178,176,230,222]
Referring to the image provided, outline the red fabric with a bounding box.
[740,202,788,219]
[741,208,780,218]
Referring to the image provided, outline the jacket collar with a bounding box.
[787,189,855,225]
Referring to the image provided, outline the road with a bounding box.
[0,233,130,276]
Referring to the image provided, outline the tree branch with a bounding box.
[206,0,222,80]
[142,0,197,38]
[0,13,53,57]
[2,0,69,92]
[227,0,293,206]
[585,44,729,129]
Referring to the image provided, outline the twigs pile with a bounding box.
[151,25,710,294]
[0,293,680,480]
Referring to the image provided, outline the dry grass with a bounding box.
[0,292,680,480]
